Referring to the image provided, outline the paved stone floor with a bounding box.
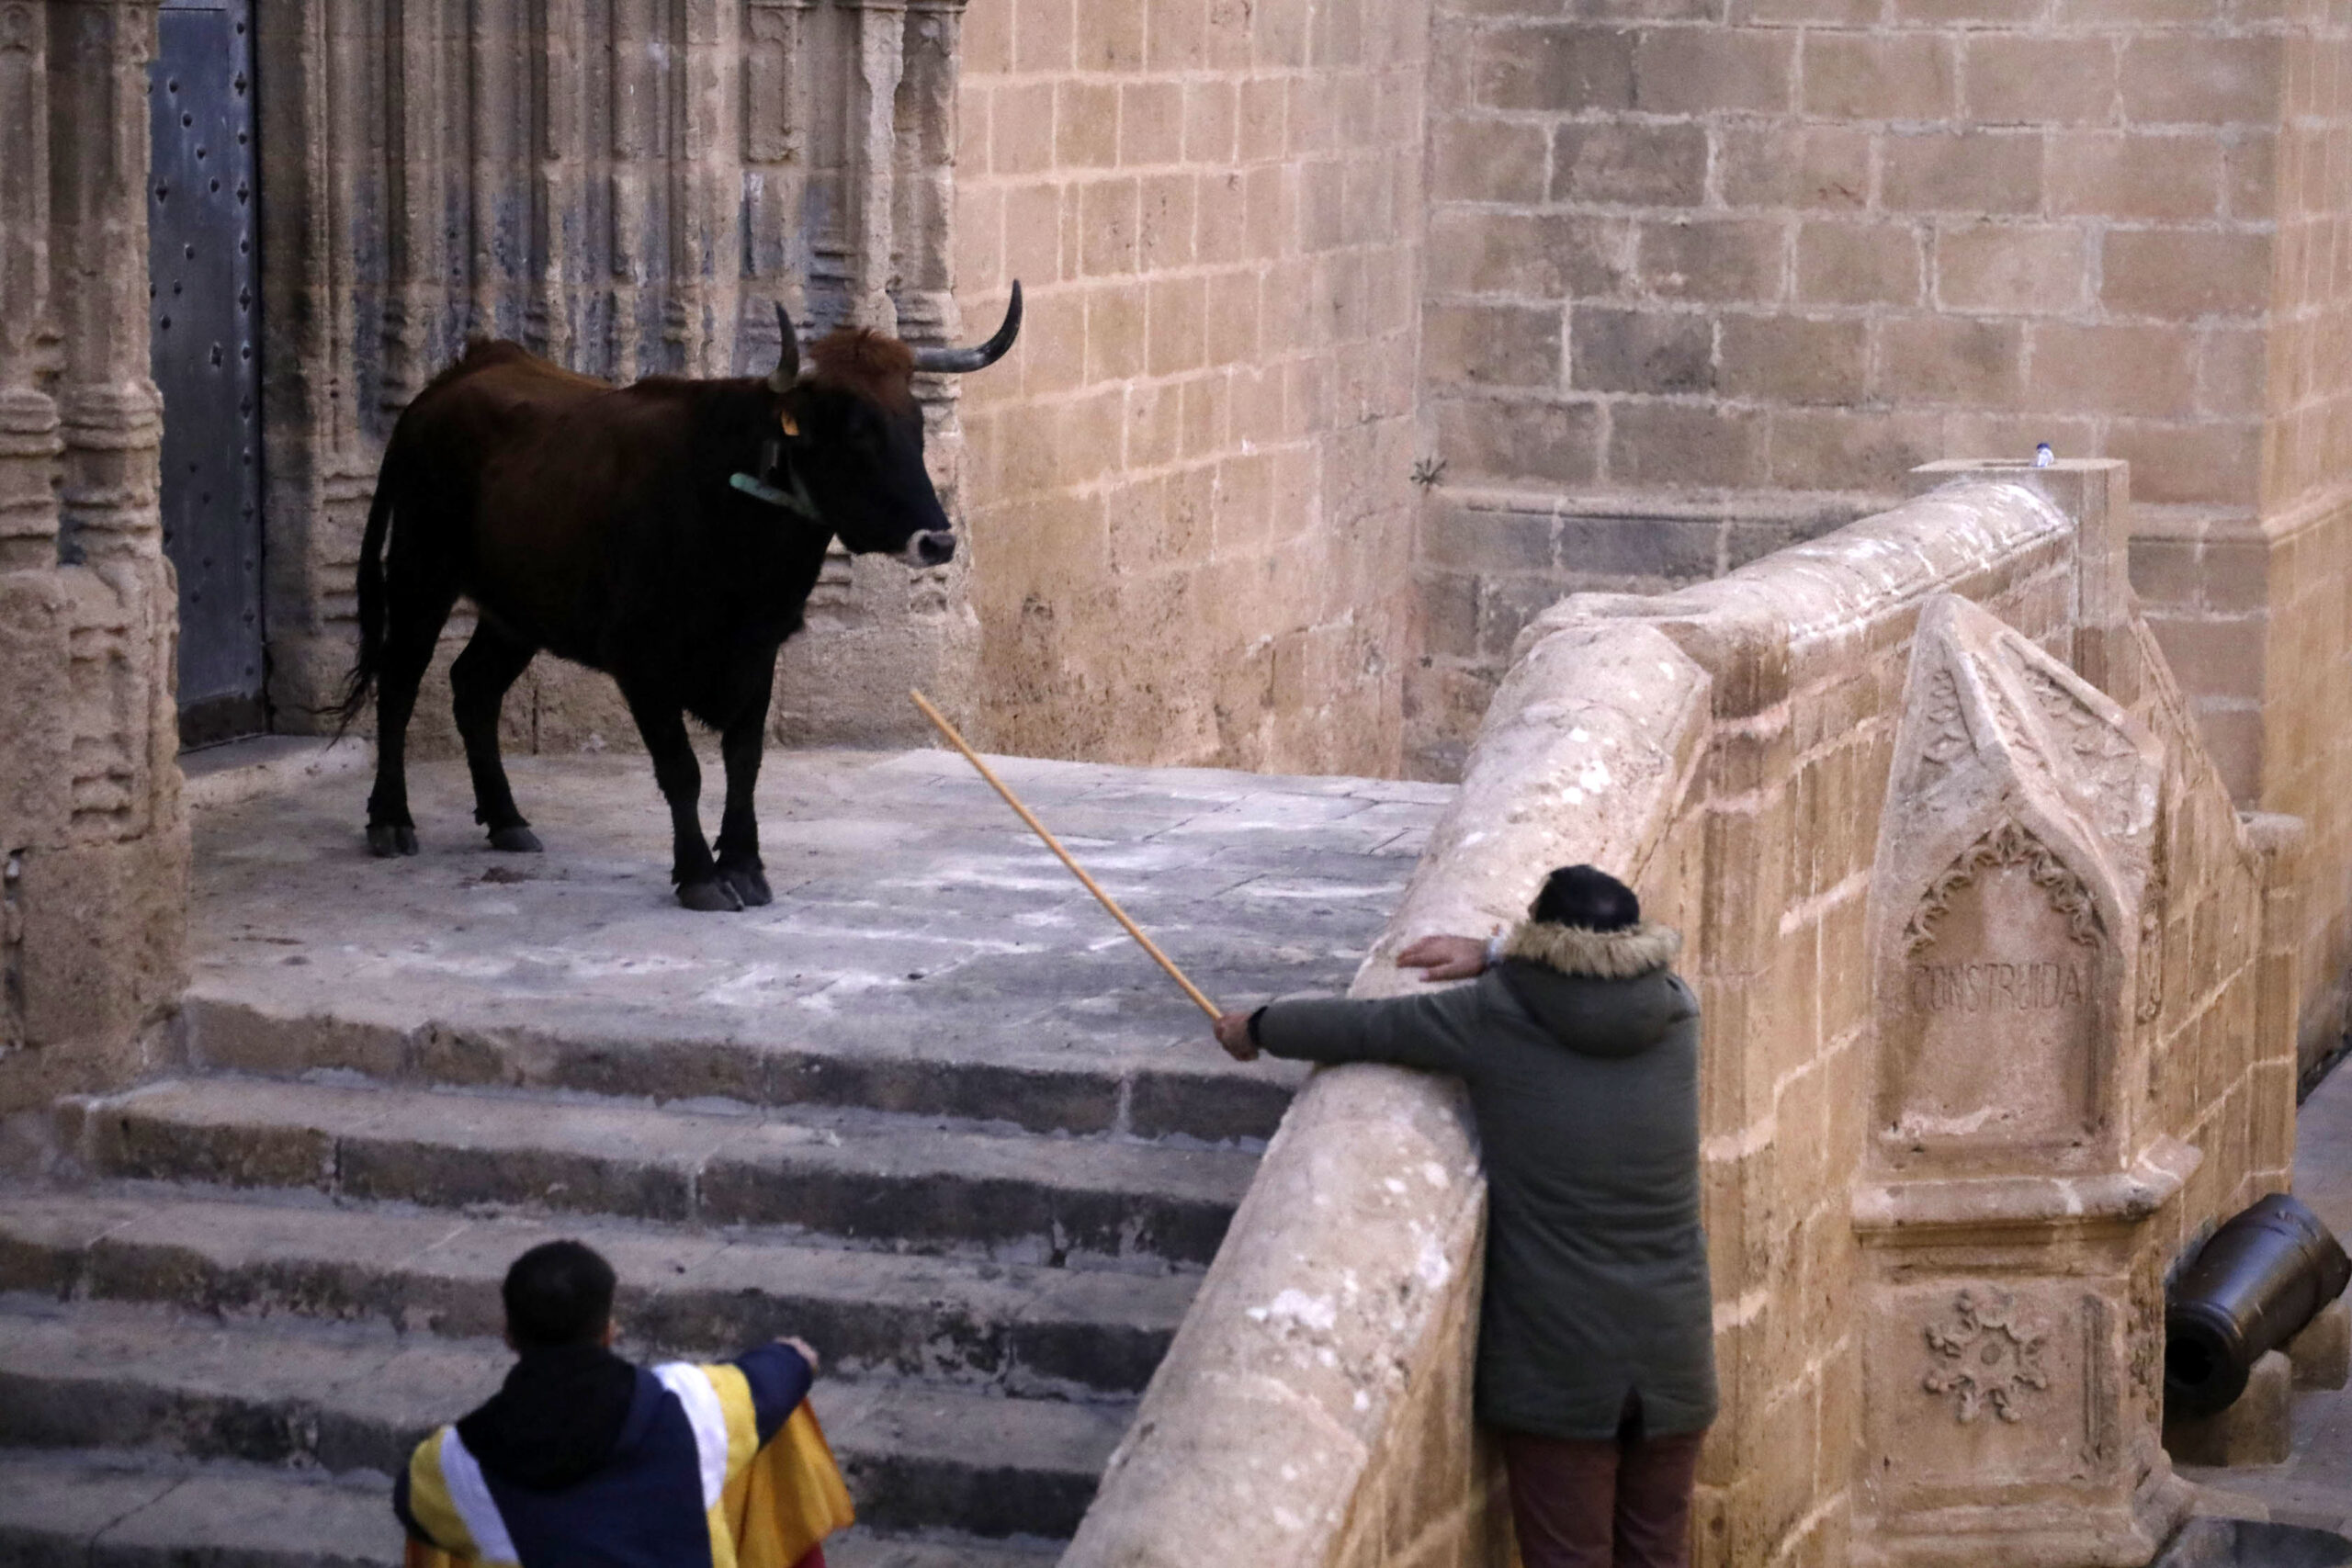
[0,745,1453,1564]
[2177,1055,2352,1534]
[187,745,1452,1129]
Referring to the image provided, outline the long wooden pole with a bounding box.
[910,690,1224,1021]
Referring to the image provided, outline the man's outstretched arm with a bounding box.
[1212,933,1494,1074]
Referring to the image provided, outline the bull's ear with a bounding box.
[767,302,800,392]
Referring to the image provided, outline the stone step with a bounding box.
[0,1296,1130,1540]
[68,1077,1255,1266]
[0,1449,404,1567]
[0,1450,1060,1567]
[186,991,1305,1147]
[0,1188,1193,1396]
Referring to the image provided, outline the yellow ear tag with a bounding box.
[781,412,800,438]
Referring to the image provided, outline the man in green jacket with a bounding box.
[1213,864,1716,1568]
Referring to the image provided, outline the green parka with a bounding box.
[1254,919,1717,1441]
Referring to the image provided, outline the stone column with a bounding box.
[1851,593,2193,1567]
[1,0,186,1122]
[842,0,901,335]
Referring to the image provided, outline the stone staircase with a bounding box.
[0,747,1445,1563]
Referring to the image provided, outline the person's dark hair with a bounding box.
[503,1240,617,1350]
[1530,864,1640,931]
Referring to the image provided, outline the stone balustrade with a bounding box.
[1069,459,2298,1568]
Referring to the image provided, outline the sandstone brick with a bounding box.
[1080,178,1141,277]
[2199,537,2273,615]
[2145,614,2268,704]
[1180,370,1230,458]
[1434,395,1605,484]
[1735,0,1878,25]
[1802,34,1956,122]
[993,83,1058,178]
[1883,130,2043,214]
[963,0,1013,74]
[1962,36,2119,127]
[2120,37,2284,126]
[1572,307,1716,394]
[1182,80,1238,164]
[1148,0,1208,72]
[2049,131,2226,221]
[1639,219,1785,303]
[1716,125,1871,211]
[1553,122,1710,207]
[1298,157,1347,250]
[1427,211,1634,299]
[1419,502,1557,575]
[1426,303,1564,389]
[1204,0,1256,71]
[2101,229,2271,319]
[1076,2,1145,70]
[1056,82,1120,170]
[1610,402,1768,488]
[1796,222,1924,307]
[1124,381,1183,470]
[1634,28,1797,116]
[1933,222,2089,313]
[1873,316,2025,401]
[1138,173,1197,272]
[2106,417,2262,506]
[1085,284,1149,383]
[1204,272,1262,367]
[1148,275,1209,376]
[1017,285,1089,397]
[1014,0,1076,73]
[1431,117,1549,204]
[1474,26,1638,112]
[2196,328,2267,418]
[2225,133,2274,221]
[1720,317,1867,405]
[1119,83,1185,167]
[2025,322,2198,416]
[2128,536,2203,612]
[1894,0,2044,23]
[1287,73,1340,155]
[1238,78,1288,164]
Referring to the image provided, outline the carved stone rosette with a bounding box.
[1852,595,2190,1568]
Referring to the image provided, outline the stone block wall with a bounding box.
[0,1,189,1127]
[1077,464,2299,1566]
[950,0,1428,774]
[1408,0,2352,1074]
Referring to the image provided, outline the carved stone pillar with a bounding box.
[0,0,185,1117]
[1852,593,2193,1567]
[0,1,61,575]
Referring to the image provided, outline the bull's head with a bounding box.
[752,285,1023,569]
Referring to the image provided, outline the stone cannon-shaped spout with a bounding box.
[2165,1192,2351,1416]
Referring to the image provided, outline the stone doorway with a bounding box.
[148,0,264,749]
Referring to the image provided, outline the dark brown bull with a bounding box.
[336,288,1022,911]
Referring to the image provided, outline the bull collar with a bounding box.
[729,444,824,527]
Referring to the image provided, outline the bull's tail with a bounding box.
[333,443,402,738]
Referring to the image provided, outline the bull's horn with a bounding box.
[767,302,800,392]
[910,281,1023,374]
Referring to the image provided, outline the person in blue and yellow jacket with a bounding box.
[395,1239,854,1568]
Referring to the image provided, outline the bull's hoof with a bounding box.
[676,878,744,913]
[488,826,544,853]
[717,864,772,908]
[368,824,419,858]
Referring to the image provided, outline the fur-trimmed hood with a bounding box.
[1495,919,1694,1061]
[1501,919,1682,980]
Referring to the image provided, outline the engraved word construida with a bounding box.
[1922,1287,2051,1424]
[1909,960,2088,1014]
